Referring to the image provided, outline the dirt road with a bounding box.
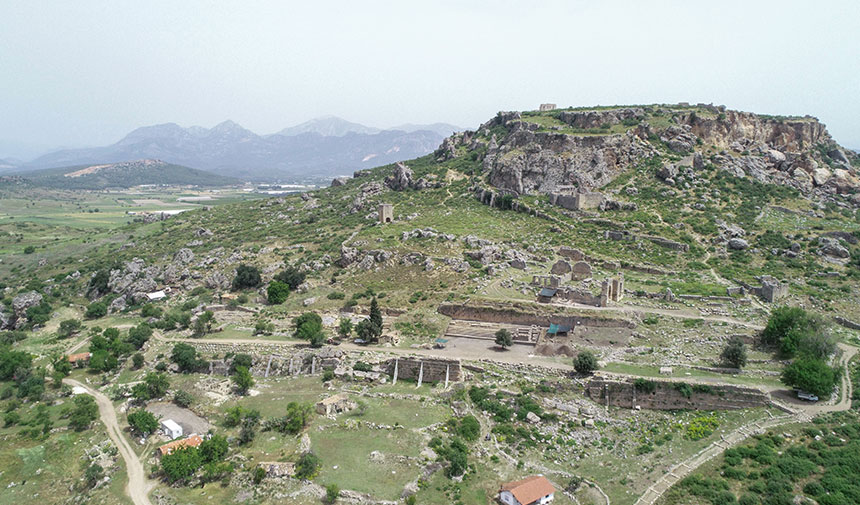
[65,378,154,505]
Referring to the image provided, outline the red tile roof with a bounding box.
[500,475,555,505]
[67,352,91,363]
[158,435,203,456]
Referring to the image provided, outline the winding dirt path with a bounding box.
[65,378,154,505]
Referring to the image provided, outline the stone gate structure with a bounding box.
[385,357,461,387]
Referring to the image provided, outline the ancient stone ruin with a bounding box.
[549,190,604,211]
[585,377,770,411]
[385,357,461,387]
[599,274,624,305]
[378,203,393,223]
[571,261,592,280]
[539,103,556,111]
[315,393,357,416]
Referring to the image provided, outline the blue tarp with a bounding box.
[547,323,571,335]
[538,287,558,297]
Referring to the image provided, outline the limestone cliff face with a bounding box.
[484,121,655,193]
[439,105,859,199]
[679,110,830,152]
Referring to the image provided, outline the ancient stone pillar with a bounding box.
[392,359,399,385]
[444,364,450,389]
[417,361,424,387]
[265,355,273,378]
[311,357,317,375]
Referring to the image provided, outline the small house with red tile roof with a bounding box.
[67,352,91,367]
[499,475,555,505]
[158,434,203,457]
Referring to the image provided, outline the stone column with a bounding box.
[289,357,294,375]
[392,359,399,385]
[265,355,273,378]
[311,357,317,375]
[444,364,450,389]
[417,361,424,387]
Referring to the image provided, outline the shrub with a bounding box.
[781,356,841,397]
[57,319,82,338]
[325,484,340,504]
[69,394,99,431]
[85,301,108,319]
[721,336,748,369]
[264,402,313,435]
[457,415,481,442]
[634,378,657,394]
[273,265,306,290]
[267,281,290,304]
[132,353,144,369]
[494,328,512,349]
[232,366,255,395]
[685,415,720,440]
[232,264,261,291]
[295,452,321,480]
[573,351,598,374]
[127,409,159,436]
[173,390,193,408]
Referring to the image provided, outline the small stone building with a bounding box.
[315,393,356,416]
[378,203,393,223]
[539,103,557,112]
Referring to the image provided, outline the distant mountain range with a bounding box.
[16,117,463,181]
[10,159,238,189]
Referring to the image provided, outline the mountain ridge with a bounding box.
[24,117,462,181]
[11,159,239,189]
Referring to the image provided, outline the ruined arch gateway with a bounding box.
[378,203,393,223]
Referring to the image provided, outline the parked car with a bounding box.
[797,391,819,402]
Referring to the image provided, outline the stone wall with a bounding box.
[584,378,770,411]
[186,342,344,377]
[385,357,461,384]
[438,303,636,329]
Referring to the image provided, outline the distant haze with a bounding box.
[1,0,859,158]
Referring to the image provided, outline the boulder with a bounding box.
[109,296,127,313]
[12,291,43,319]
[337,246,360,268]
[384,162,414,191]
[727,238,749,250]
[766,149,786,165]
[204,271,231,290]
[173,248,195,264]
[330,177,350,187]
[818,237,849,258]
[812,167,832,186]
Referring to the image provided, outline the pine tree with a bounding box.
[369,297,383,340]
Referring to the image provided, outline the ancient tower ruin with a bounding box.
[378,203,393,223]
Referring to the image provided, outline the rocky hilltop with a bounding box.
[438,104,859,202]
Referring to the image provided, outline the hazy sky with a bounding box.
[1,0,858,158]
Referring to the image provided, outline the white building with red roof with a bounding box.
[499,475,555,505]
